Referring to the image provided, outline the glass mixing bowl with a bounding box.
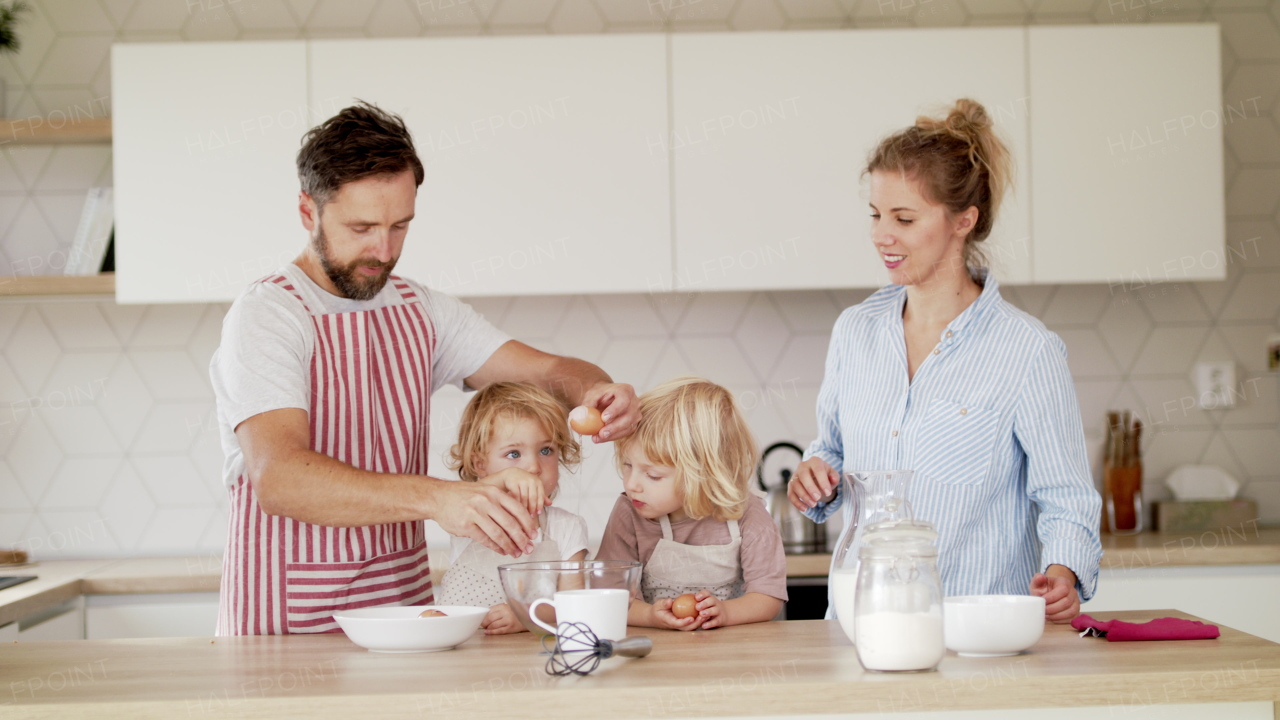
[497,560,641,635]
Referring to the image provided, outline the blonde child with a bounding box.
[435,382,588,634]
[596,377,787,630]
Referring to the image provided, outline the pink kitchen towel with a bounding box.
[1071,614,1220,642]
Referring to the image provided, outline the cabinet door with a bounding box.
[1089,566,1280,644]
[309,36,672,297]
[113,42,309,303]
[671,29,1032,292]
[85,593,219,639]
[16,598,84,641]
[1029,25,1224,285]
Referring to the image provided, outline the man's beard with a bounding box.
[312,224,396,301]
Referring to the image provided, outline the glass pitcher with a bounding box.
[854,521,943,672]
[828,470,914,644]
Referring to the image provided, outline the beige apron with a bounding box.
[642,515,745,604]
[437,514,563,607]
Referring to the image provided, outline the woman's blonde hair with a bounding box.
[446,382,581,483]
[864,98,1013,273]
[615,377,757,522]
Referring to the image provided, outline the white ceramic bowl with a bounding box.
[943,595,1046,657]
[333,605,487,653]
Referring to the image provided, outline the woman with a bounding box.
[787,99,1101,623]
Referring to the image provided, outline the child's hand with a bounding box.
[478,467,549,517]
[650,598,702,631]
[481,603,527,635]
[690,591,724,629]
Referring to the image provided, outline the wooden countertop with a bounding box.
[1099,525,1280,570]
[79,556,222,595]
[0,557,222,627]
[3,610,1277,719]
[784,525,1280,577]
[0,560,110,627]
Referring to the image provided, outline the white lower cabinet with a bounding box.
[16,598,85,641]
[85,592,220,640]
[1085,565,1280,643]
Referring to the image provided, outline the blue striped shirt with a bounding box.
[805,274,1103,601]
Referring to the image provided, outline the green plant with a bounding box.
[0,1,31,54]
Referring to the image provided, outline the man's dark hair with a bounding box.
[296,101,425,208]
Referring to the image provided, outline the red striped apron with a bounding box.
[217,273,436,635]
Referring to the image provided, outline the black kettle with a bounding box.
[757,441,827,555]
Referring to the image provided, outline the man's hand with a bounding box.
[478,468,549,518]
[581,382,640,443]
[1030,565,1080,623]
[788,457,840,512]
[429,481,537,557]
[463,341,636,443]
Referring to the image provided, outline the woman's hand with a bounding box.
[481,603,526,634]
[788,457,840,512]
[1030,565,1080,623]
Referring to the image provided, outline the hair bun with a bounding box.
[943,98,990,141]
[869,97,1012,268]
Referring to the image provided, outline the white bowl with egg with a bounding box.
[943,595,1045,657]
[333,605,487,653]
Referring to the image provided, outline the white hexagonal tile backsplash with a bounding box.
[0,0,1277,559]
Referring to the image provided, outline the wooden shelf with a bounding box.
[0,273,115,297]
[0,116,112,145]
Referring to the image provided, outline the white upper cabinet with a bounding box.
[309,36,671,297]
[1029,25,1224,285]
[112,28,1225,302]
[670,29,1033,291]
[113,42,309,304]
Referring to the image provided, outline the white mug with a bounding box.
[529,588,629,641]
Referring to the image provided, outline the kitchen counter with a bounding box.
[3,610,1277,719]
[1099,524,1280,570]
[784,525,1280,577]
[8,526,1278,626]
[0,557,222,627]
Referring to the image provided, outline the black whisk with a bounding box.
[541,622,653,676]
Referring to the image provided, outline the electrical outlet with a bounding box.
[1194,361,1236,409]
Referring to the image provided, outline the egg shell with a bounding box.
[418,609,448,618]
[671,594,698,619]
[568,405,605,435]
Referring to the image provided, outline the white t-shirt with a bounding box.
[209,263,510,487]
[447,506,589,565]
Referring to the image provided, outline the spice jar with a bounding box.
[853,521,943,673]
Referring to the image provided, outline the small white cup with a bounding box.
[529,588,629,642]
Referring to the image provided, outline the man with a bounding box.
[210,102,638,635]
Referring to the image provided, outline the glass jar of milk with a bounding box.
[853,521,943,673]
[828,470,915,644]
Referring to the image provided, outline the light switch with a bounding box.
[1194,361,1236,409]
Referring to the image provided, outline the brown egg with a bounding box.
[568,405,605,435]
[671,593,698,619]
[418,609,448,618]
